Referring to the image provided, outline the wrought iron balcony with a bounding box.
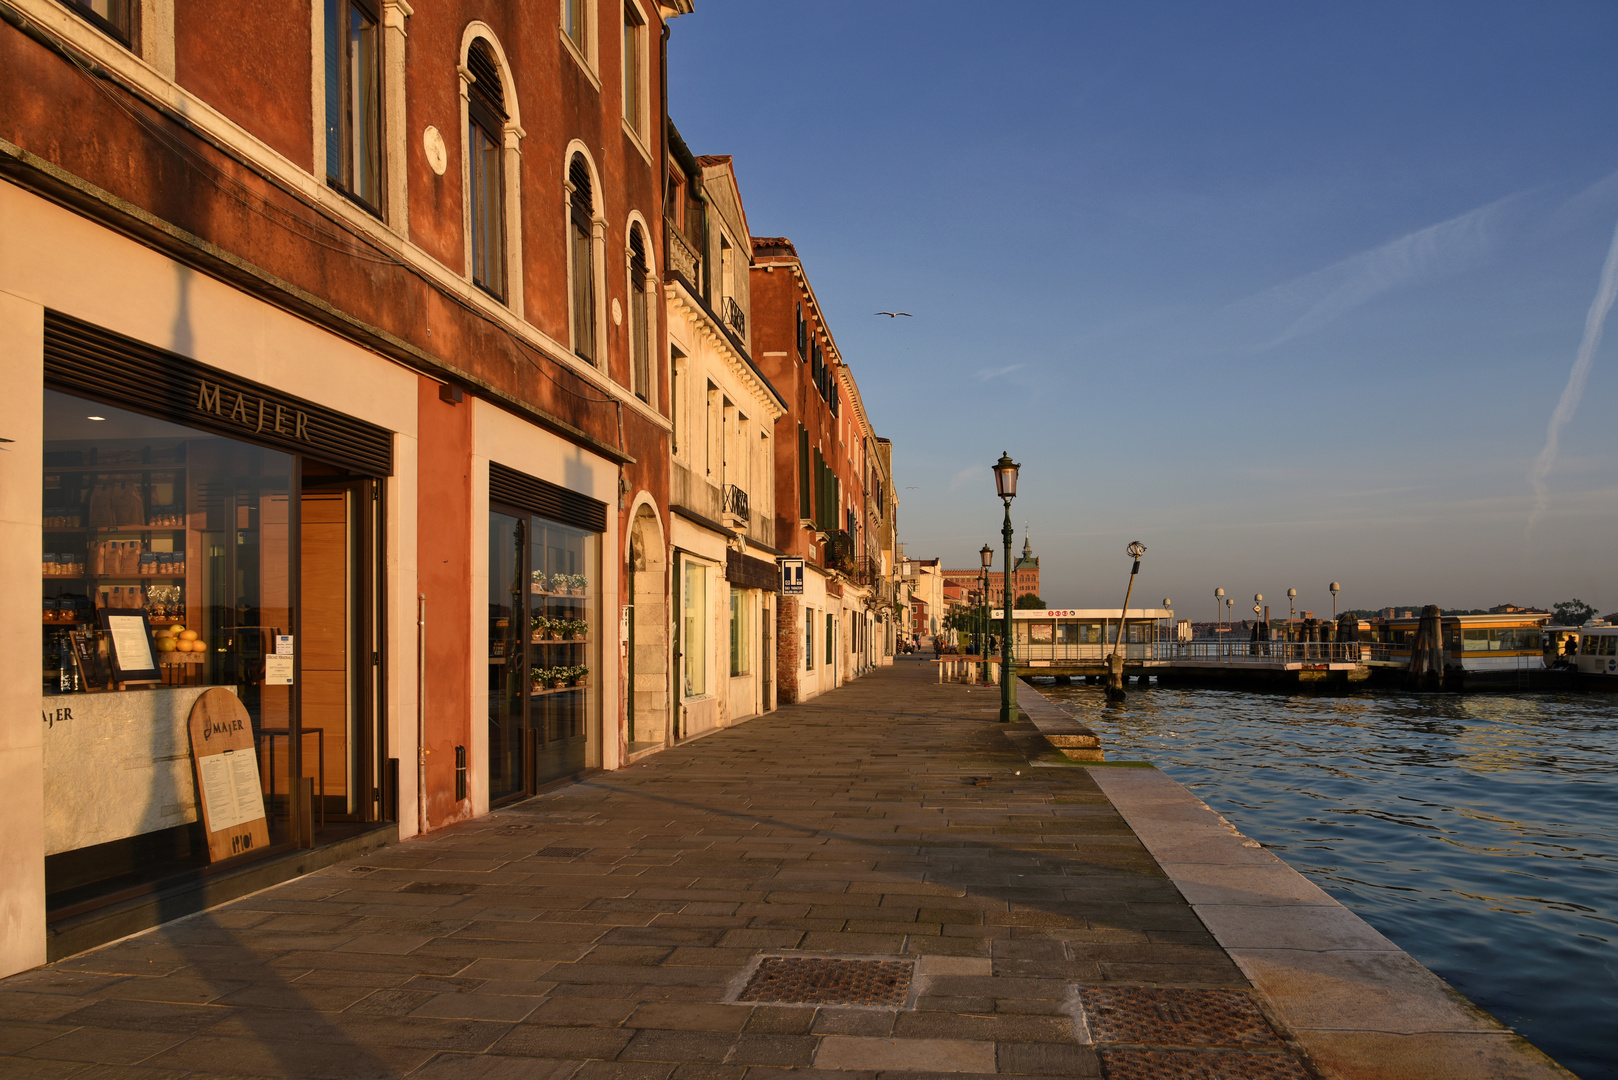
[722,484,749,525]
[721,295,746,338]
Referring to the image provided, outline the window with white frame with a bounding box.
[622,3,646,138]
[466,38,507,300]
[563,0,597,74]
[670,345,685,458]
[568,154,598,361]
[682,560,706,697]
[629,224,652,402]
[325,0,384,213]
[60,0,133,45]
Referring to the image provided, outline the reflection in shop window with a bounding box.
[41,390,297,906]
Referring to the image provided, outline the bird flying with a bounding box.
[875,311,912,318]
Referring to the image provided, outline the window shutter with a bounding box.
[798,425,810,519]
[569,155,593,217]
[796,303,807,358]
[467,39,506,119]
[629,226,647,285]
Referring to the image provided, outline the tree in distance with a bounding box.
[1553,599,1597,626]
[1014,593,1047,610]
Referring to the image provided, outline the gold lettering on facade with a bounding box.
[256,398,266,433]
[196,381,221,414]
[274,404,288,435]
[295,412,309,440]
[228,393,248,423]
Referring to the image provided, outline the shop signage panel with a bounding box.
[726,550,779,592]
[490,462,607,533]
[44,310,394,477]
[780,558,804,595]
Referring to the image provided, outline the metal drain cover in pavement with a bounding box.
[737,956,914,1008]
[1080,987,1281,1048]
[1098,1048,1312,1080]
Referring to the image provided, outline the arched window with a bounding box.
[466,38,507,299]
[629,224,651,402]
[568,153,597,362]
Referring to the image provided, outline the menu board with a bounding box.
[186,688,269,861]
[98,610,159,684]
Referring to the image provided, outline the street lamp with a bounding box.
[1287,587,1297,620]
[1215,587,1225,633]
[1330,581,1341,619]
[979,543,993,679]
[1106,541,1146,700]
[992,452,1019,723]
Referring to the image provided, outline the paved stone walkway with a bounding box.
[0,660,1278,1079]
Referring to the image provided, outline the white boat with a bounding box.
[1574,624,1618,683]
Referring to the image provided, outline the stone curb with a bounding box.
[1015,683,1577,1079]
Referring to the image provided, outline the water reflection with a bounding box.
[1036,681,1618,1080]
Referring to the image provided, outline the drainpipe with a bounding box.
[417,593,427,835]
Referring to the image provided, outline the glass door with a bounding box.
[488,511,525,803]
[528,518,592,787]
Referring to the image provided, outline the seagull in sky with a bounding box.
[875,311,912,318]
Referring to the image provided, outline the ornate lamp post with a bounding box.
[993,452,1020,723]
[979,543,993,680]
[1105,542,1146,700]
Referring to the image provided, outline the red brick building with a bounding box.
[2,0,690,972]
[750,237,882,701]
[942,535,1042,607]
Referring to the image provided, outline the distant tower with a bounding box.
[1012,529,1040,604]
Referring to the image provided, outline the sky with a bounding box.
[667,1,1618,617]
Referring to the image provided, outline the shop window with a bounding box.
[325,0,384,214]
[805,609,814,670]
[569,154,598,362]
[41,390,379,912]
[682,561,706,697]
[59,0,133,44]
[487,511,596,802]
[826,613,834,667]
[730,587,748,676]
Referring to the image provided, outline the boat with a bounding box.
[1573,623,1618,684]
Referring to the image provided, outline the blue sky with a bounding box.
[668,2,1618,615]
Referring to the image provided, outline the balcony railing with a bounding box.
[721,295,746,338]
[722,484,749,524]
[665,219,700,286]
[848,555,878,587]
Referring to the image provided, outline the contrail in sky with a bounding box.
[1527,215,1618,539]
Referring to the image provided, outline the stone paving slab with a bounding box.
[3,659,1305,1078]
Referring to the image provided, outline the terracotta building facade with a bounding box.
[1,0,691,975]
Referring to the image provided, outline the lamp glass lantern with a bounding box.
[979,544,994,568]
[993,452,1020,500]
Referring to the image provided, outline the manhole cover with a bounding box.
[737,957,914,1008]
[1080,987,1280,1048]
[535,847,590,858]
[1098,1048,1312,1080]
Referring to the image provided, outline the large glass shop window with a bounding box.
[41,391,299,906]
[488,510,597,803]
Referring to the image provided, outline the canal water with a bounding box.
[1032,680,1617,1079]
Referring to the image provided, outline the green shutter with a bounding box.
[798,425,810,520]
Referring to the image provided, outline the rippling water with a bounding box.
[1033,681,1618,1079]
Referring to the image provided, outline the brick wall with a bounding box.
[776,594,802,704]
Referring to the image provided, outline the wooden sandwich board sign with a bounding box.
[187,688,270,861]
